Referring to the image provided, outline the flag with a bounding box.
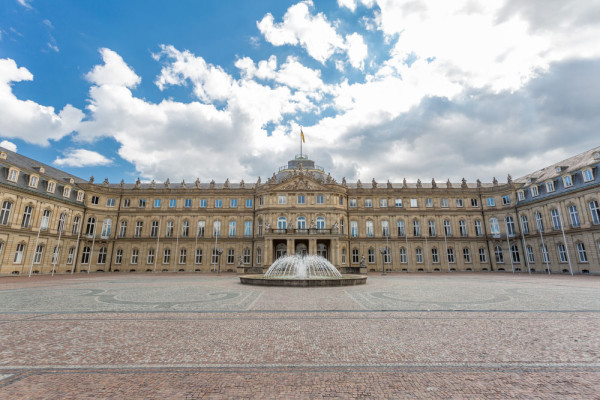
[301,128,305,143]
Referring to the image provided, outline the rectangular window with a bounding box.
[463,248,471,263]
[106,198,115,207]
[576,243,588,262]
[77,191,84,202]
[154,199,161,208]
[425,198,433,208]
[184,199,192,208]
[297,195,305,204]
[410,199,417,208]
[245,198,253,208]
[416,248,423,263]
[123,199,130,208]
[147,249,155,265]
[230,199,238,208]
[163,249,170,264]
[486,197,496,207]
[179,249,186,264]
[349,199,357,207]
[135,221,143,238]
[517,191,525,201]
[546,181,555,193]
[199,199,207,208]
[447,248,455,263]
[256,248,262,264]
[583,169,594,182]
[474,220,482,237]
[195,249,203,264]
[215,199,222,208]
[169,199,177,208]
[243,249,251,264]
[138,198,146,208]
[364,199,372,208]
[8,169,19,182]
[67,247,75,264]
[558,244,567,263]
[502,195,511,205]
[563,175,573,187]
[227,249,235,264]
[91,196,99,205]
[278,195,286,204]
[316,195,324,204]
[456,199,463,207]
[131,249,139,264]
[431,248,439,263]
[350,221,358,238]
[531,186,539,197]
[47,181,55,193]
[259,196,263,206]
[197,221,205,237]
[589,200,600,225]
[471,198,479,207]
[395,199,403,207]
[569,205,580,228]
[244,221,252,237]
[29,175,38,188]
[379,198,387,208]
[441,198,449,208]
[229,221,236,237]
[366,221,374,237]
[479,248,487,263]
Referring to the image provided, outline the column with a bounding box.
[309,238,317,255]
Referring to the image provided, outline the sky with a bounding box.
[1,0,599,184]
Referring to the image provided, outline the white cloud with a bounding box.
[47,42,59,52]
[16,0,32,9]
[0,140,17,152]
[54,149,112,167]
[338,0,357,12]
[86,48,141,88]
[0,58,84,145]
[257,0,367,69]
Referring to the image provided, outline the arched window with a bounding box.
[495,246,504,263]
[397,220,405,237]
[40,209,51,230]
[163,248,171,264]
[257,218,263,236]
[14,243,25,263]
[568,205,580,227]
[459,220,467,237]
[550,209,561,230]
[428,220,436,237]
[557,243,567,262]
[135,220,143,237]
[366,220,374,237]
[415,247,423,263]
[474,219,483,237]
[228,220,236,237]
[316,217,325,229]
[505,216,515,236]
[81,246,91,264]
[297,216,306,229]
[72,215,81,235]
[479,248,487,263]
[182,220,190,237]
[431,248,439,263]
[463,247,471,263]
[194,248,202,264]
[85,217,96,236]
[526,246,534,263]
[520,215,529,234]
[197,220,205,237]
[275,243,287,259]
[21,205,33,228]
[256,247,262,264]
[413,219,421,237]
[277,217,287,230]
[541,244,549,263]
[179,248,187,264]
[317,243,328,259]
[115,248,123,264]
[489,218,500,237]
[131,249,139,264]
[166,220,174,237]
[100,218,112,238]
[535,212,544,232]
[367,248,375,263]
[399,247,407,263]
[447,247,455,263]
[0,201,13,225]
[147,248,155,264]
[383,247,391,264]
[589,200,599,225]
[341,247,346,264]
[352,248,359,263]
[119,220,127,238]
[443,220,451,236]
[58,212,67,233]
[97,247,107,264]
[243,248,251,264]
[381,220,389,237]
[33,244,44,264]
[150,220,159,237]
[510,245,520,263]
[213,220,221,237]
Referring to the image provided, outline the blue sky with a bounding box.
[1,0,599,184]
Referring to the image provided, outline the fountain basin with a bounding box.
[240,274,367,287]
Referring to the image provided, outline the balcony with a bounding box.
[269,228,338,235]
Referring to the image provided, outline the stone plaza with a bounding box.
[0,272,598,399]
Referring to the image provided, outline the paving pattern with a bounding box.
[0,272,598,399]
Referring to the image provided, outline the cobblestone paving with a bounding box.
[0,273,598,399]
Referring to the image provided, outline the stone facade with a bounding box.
[1,146,599,275]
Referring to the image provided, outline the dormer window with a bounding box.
[0,152,7,159]
[63,186,71,198]
[77,191,84,202]
[517,190,525,201]
[546,181,555,193]
[69,178,74,184]
[555,166,562,173]
[531,186,539,197]
[593,152,600,160]
[563,175,573,188]
[7,168,19,182]
[47,181,56,193]
[29,175,39,188]
[582,168,594,182]
[39,167,45,174]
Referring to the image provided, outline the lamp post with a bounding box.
[378,247,387,275]
[378,231,389,275]
[216,248,224,275]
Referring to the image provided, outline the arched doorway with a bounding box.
[296,243,308,256]
[317,243,328,259]
[275,243,287,259]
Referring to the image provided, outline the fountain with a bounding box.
[240,255,367,287]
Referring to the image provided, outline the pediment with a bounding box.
[270,175,330,191]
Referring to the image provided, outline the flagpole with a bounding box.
[300,127,303,158]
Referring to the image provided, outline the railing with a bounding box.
[269,228,338,235]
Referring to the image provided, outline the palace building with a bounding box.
[0,146,599,276]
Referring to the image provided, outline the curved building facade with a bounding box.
[0,146,599,275]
